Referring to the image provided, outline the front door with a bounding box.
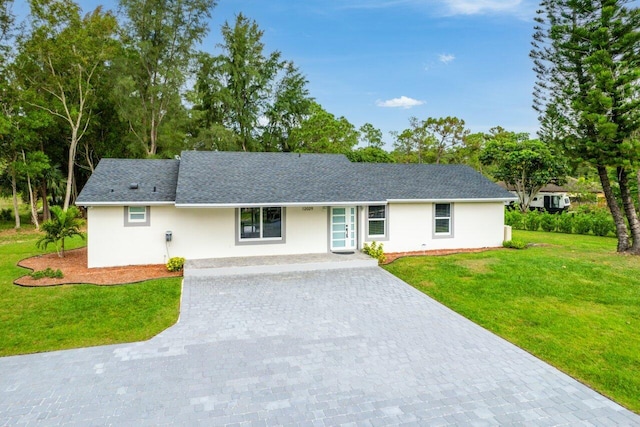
[331,207,356,251]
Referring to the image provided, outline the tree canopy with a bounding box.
[194,13,312,153]
[116,0,217,157]
[532,0,640,252]
[480,132,567,212]
[16,0,118,210]
[288,102,359,154]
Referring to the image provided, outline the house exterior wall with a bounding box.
[87,202,504,268]
[360,202,505,253]
[87,205,328,268]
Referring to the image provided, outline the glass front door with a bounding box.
[331,207,356,251]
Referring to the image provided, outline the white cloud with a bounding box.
[376,96,425,109]
[439,53,455,64]
[442,0,523,15]
[338,0,532,17]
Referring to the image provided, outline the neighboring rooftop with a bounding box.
[497,181,569,193]
[78,152,514,206]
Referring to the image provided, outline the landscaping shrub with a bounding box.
[504,203,617,238]
[363,241,386,264]
[524,210,542,231]
[503,239,527,249]
[575,204,594,215]
[592,210,614,237]
[557,212,573,234]
[29,267,63,280]
[540,212,557,232]
[36,206,85,257]
[505,209,525,230]
[0,208,12,222]
[573,214,593,235]
[166,257,185,272]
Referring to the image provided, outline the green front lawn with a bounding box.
[0,227,182,356]
[384,230,640,413]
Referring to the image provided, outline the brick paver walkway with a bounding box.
[1,267,638,425]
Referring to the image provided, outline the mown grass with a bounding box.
[384,230,640,413]
[0,226,182,356]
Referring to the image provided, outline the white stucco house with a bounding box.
[76,151,515,268]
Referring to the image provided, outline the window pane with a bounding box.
[332,240,345,248]
[435,218,450,233]
[240,207,260,239]
[369,220,385,236]
[332,215,346,224]
[368,205,386,219]
[435,204,450,218]
[128,206,146,222]
[262,207,282,238]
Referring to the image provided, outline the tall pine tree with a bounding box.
[532,0,640,252]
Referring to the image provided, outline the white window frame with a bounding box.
[124,206,150,227]
[366,205,388,241]
[433,203,453,238]
[236,207,285,244]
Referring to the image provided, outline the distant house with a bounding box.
[498,182,571,213]
[76,151,515,268]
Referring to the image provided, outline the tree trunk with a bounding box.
[617,167,640,253]
[598,165,629,252]
[10,169,20,229]
[40,179,50,221]
[21,151,40,231]
[63,128,79,211]
[637,169,640,209]
[149,113,157,157]
[72,175,78,204]
[25,173,39,230]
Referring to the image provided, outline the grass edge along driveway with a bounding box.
[384,230,640,414]
[0,228,182,357]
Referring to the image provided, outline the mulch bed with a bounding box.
[14,246,500,286]
[382,247,501,264]
[15,247,182,287]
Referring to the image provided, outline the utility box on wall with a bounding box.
[504,225,512,242]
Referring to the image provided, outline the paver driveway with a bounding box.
[1,267,638,426]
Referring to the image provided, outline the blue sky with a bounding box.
[204,0,542,148]
[15,0,541,148]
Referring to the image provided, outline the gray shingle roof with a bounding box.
[175,151,354,205]
[351,163,515,201]
[77,152,514,206]
[76,159,179,205]
[175,151,513,205]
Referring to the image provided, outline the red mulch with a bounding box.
[15,247,182,287]
[382,247,502,264]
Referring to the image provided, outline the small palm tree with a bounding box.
[36,206,85,258]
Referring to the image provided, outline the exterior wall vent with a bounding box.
[129,183,139,190]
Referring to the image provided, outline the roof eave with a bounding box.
[175,197,517,207]
[175,201,387,208]
[387,197,517,203]
[77,201,176,207]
